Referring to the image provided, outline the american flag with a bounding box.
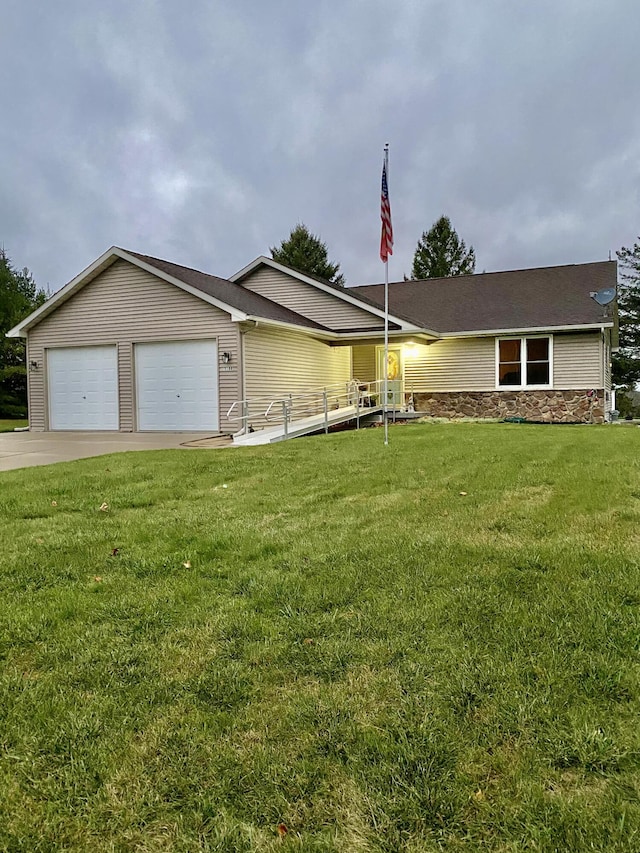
[380,159,393,263]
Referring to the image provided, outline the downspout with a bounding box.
[602,325,609,419]
[233,320,258,438]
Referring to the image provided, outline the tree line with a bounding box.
[0,250,46,418]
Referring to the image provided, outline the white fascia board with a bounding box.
[241,318,438,343]
[6,248,120,337]
[331,329,437,342]
[6,247,248,338]
[244,315,338,340]
[114,249,248,321]
[231,256,418,331]
[438,322,613,338]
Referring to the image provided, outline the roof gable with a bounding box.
[230,256,424,333]
[7,247,330,338]
[124,251,328,332]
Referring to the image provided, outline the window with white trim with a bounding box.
[496,336,552,388]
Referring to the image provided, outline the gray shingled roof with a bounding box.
[124,250,330,332]
[352,261,616,333]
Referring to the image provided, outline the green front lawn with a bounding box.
[0,418,28,432]
[1,424,639,851]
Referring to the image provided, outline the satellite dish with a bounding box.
[590,287,616,306]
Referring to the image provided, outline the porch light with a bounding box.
[403,344,420,359]
[221,352,232,364]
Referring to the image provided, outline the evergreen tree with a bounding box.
[410,215,475,279]
[613,237,640,416]
[271,223,345,286]
[0,249,46,418]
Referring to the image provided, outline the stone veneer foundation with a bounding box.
[413,390,605,424]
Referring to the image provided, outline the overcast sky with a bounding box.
[1,0,639,292]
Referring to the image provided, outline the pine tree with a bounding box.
[0,249,46,417]
[410,215,475,279]
[613,237,640,415]
[271,224,345,286]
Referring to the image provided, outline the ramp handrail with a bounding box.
[227,379,389,436]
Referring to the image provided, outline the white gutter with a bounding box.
[438,322,613,338]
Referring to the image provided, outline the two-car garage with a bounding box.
[46,340,219,431]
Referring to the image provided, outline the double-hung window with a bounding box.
[496,336,552,388]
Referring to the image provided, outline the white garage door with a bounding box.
[135,339,219,431]
[47,345,119,430]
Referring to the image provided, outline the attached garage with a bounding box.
[135,339,219,431]
[14,250,245,434]
[47,345,119,430]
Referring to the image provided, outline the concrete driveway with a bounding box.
[0,431,231,472]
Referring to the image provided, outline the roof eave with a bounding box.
[244,315,336,339]
[6,247,122,338]
[438,322,614,338]
[6,247,250,337]
[115,249,248,321]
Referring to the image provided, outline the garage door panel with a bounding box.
[135,340,219,431]
[48,346,119,430]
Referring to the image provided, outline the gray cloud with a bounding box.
[1,0,638,292]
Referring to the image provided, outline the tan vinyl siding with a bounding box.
[27,259,241,432]
[243,326,351,426]
[404,338,496,391]
[352,344,376,383]
[240,267,384,331]
[401,332,604,393]
[553,333,602,388]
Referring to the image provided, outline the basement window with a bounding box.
[496,336,552,388]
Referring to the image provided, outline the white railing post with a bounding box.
[282,399,288,437]
[323,390,329,434]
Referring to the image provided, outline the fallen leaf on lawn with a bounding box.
[110,548,119,557]
[473,789,485,801]
[35,538,44,544]
[276,823,288,837]
[183,560,192,569]
[459,491,468,496]
[94,576,102,583]
[222,484,228,489]
[303,638,314,645]
[51,501,57,507]
[99,502,109,512]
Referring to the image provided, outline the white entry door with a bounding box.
[47,345,119,430]
[135,339,219,431]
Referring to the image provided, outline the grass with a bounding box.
[1,422,639,851]
[0,418,28,432]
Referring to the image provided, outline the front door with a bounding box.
[376,346,403,406]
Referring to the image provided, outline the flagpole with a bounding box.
[383,143,389,447]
